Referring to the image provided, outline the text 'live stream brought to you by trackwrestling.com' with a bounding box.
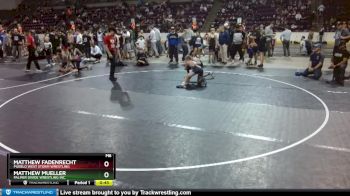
[0,189,193,196]
[59,189,192,196]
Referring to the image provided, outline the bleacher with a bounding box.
[215,0,313,32]
[1,0,349,33]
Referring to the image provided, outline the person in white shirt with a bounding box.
[43,36,53,67]
[295,13,302,21]
[154,26,162,55]
[318,4,325,15]
[182,26,194,59]
[75,30,83,45]
[122,27,131,59]
[149,26,159,57]
[75,29,83,52]
[264,23,275,57]
[97,29,105,54]
[135,35,146,53]
[135,35,148,66]
[91,42,102,63]
[280,26,292,57]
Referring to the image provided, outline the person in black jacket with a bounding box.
[82,30,92,59]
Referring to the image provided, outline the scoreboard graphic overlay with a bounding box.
[7,153,116,186]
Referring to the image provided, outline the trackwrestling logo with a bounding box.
[2,188,56,196]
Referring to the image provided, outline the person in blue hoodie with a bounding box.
[167,26,179,64]
[218,25,230,64]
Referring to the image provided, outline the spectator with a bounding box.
[11,28,23,61]
[75,29,83,51]
[97,28,105,54]
[90,42,102,63]
[295,12,302,21]
[318,4,325,15]
[154,26,162,55]
[207,27,217,64]
[300,36,307,55]
[231,25,245,63]
[319,27,325,43]
[135,35,146,53]
[340,21,350,43]
[122,27,131,60]
[82,30,92,59]
[43,36,53,67]
[334,22,344,54]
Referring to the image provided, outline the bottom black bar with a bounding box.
[58,189,193,196]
